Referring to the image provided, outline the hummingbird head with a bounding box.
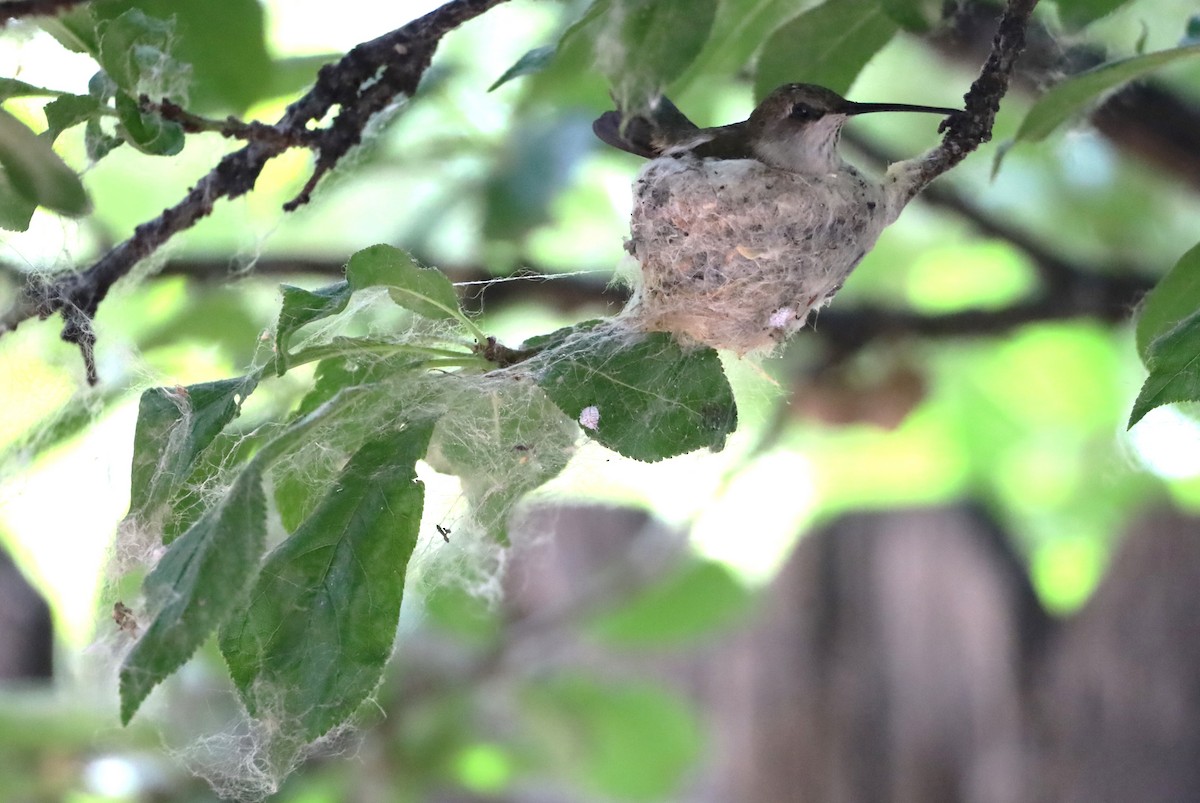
[747,84,958,174]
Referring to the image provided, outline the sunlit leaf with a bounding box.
[220,422,434,741]
[1129,311,1200,428]
[1136,242,1200,361]
[587,559,751,645]
[95,9,181,94]
[525,677,701,801]
[127,373,262,537]
[754,0,898,100]
[0,108,90,217]
[1014,43,1200,145]
[535,328,737,462]
[120,464,267,724]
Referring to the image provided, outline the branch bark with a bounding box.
[0,0,510,382]
[898,0,1040,203]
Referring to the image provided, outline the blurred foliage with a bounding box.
[2,0,1200,799]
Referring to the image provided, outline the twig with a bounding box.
[140,96,319,149]
[0,0,510,383]
[0,0,89,25]
[899,0,1041,203]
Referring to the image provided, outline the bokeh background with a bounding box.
[3,0,1200,799]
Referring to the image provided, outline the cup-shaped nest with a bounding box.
[625,156,896,353]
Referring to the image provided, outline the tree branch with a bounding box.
[0,0,89,25]
[899,0,1040,202]
[0,0,510,382]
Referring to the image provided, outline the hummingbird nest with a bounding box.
[623,155,905,353]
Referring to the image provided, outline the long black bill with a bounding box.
[843,101,960,116]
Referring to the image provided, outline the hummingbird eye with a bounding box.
[788,102,822,121]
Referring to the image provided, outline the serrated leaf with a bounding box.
[754,0,898,100]
[120,465,267,724]
[127,373,262,536]
[1136,243,1200,362]
[525,677,701,801]
[0,167,37,231]
[345,244,462,321]
[0,108,89,217]
[219,422,434,741]
[604,0,718,107]
[43,94,103,143]
[113,90,184,155]
[1014,43,1200,145]
[535,329,737,462]
[1129,311,1200,428]
[586,560,750,646]
[38,8,99,54]
[273,282,352,374]
[489,45,557,91]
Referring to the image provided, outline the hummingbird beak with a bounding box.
[842,101,959,117]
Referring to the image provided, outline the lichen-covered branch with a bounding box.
[0,0,510,383]
[897,0,1041,203]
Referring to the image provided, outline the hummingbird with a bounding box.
[593,83,959,174]
[596,84,962,353]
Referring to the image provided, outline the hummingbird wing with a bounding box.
[592,95,700,159]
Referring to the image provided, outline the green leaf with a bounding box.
[525,677,701,801]
[38,8,99,54]
[127,373,262,536]
[42,94,103,142]
[0,78,65,102]
[1129,311,1200,428]
[878,0,941,33]
[94,0,272,113]
[120,464,267,724]
[0,108,90,217]
[0,168,37,231]
[604,0,718,106]
[219,422,434,741]
[1055,0,1137,29]
[586,560,750,646]
[95,9,181,94]
[273,281,352,374]
[754,0,898,100]
[84,118,124,161]
[1136,243,1200,361]
[113,90,185,155]
[673,0,813,92]
[489,45,557,91]
[535,329,737,462]
[346,244,463,322]
[1014,44,1200,145]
